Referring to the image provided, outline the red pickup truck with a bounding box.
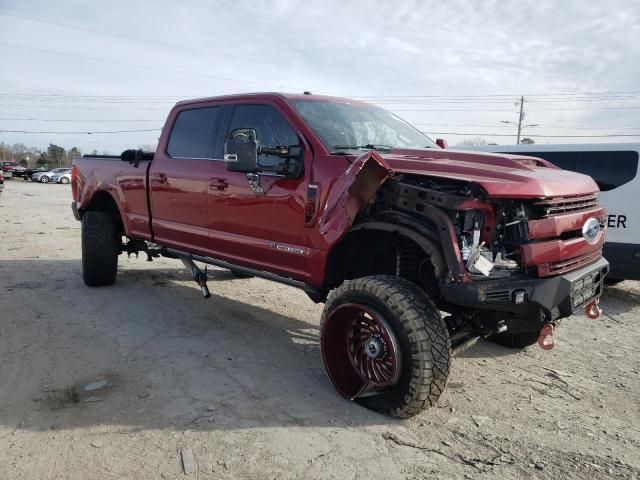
[72,92,608,418]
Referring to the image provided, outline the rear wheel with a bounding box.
[81,211,119,286]
[321,276,451,418]
[488,330,539,348]
[60,177,70,184]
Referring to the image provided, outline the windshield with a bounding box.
[289,99,437,153]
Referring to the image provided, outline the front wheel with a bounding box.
[40,176,50,183]
[320,276,451,418]
[81,211,119,286]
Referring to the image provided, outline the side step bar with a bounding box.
[165,248,325,301]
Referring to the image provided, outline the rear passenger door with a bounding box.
[149,105,223,256]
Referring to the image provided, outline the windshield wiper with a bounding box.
[332,144,393,153]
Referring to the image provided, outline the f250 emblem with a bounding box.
[582,217,601,244]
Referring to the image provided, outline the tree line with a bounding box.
[0,142,96,169]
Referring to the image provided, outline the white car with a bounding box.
[51,171,72,184]
[32,168,70,183]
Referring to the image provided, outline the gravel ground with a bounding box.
[1,180,639,480]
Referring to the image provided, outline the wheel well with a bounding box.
[83,191,125,236]
[324,225,446,299]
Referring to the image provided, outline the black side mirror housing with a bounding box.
[225,128,259,172]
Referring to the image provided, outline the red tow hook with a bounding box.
[585,299,602,319]
[538,323,556,350]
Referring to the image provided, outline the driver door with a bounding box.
[207,103,310,279]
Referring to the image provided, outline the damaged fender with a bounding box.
[319,150,393,244]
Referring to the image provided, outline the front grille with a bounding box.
[534,193,599,217]
[539,249,602,277]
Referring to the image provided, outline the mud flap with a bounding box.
[319,151,393,244]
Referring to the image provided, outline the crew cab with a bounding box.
[71,92,609,418]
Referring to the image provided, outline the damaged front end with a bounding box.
[318,151,608,336]
[372,172,609,326]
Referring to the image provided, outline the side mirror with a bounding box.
[436,138,448,149]
[225,128,259,172]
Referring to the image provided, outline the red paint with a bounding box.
[73,93,605,287]
[528,207,605,240]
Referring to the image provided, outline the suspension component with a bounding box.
[180,256,211,298]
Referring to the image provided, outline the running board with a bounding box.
[164,248,322,296]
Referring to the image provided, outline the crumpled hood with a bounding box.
[378,148,599,199]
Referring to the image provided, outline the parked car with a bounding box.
[0,169,4,192]
[32,168,70,183]
[72,92,608,418]
[52,171,72,184]
[458,143,640,281]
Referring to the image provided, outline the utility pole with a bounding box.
[516,95,524,144]
[501,96,538,144]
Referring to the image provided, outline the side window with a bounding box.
[227,104,299,168]
[167,107,221,159]
[574,151,638,191]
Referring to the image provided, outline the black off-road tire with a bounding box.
[488,330,539,349]
[81,211,119,286]
[604,278,624,286]
[321,276,451,418]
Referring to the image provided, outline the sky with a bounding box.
[0,0,639,155]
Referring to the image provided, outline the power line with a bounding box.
[0,42,321,92]
[0,10,385,85]
[357,90,640,99]
[0,103,169,110]
[414,123,640,129]
[393,106,640,112]
[0,128,160,134]
[0,117,163,122]
[423,132,640,138]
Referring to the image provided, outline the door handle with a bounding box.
[210,178,228,191]
[151,173,167,185]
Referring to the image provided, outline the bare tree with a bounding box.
[456,137,489,147]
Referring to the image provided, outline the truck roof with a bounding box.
[174,92,368,106]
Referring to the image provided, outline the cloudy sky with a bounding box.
[0,0,639,154]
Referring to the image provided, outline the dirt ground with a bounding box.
[1,179,639,480]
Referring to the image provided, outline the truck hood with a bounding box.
[376,148,599,199]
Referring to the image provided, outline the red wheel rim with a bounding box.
[341,304,402,387]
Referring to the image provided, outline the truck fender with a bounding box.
[319,150,393,244]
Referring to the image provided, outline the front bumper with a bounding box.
[440,257,609,323]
